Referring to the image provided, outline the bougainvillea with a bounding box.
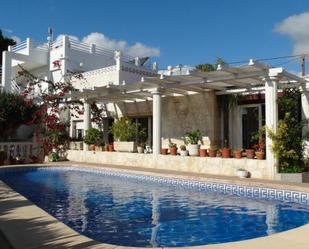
[16,67,106,156]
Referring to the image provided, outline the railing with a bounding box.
[0,142,39,162]
[10,79,21,93]
[51,39,63,49]
[82,64,117,77]
[11,40,27,52]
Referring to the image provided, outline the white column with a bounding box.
[301,85,309,157]
[1,51,12,92]
[26,38,32,55]
[264,76,278,178]
[62,35,69,76]
[152,89,162,155]
[83,100,91,152]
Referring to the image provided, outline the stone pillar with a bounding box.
[83,100,91,152]
[264,76,278,178]
[152,89,162,155]
[1,51,12,92]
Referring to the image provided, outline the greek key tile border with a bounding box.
[1,165,309,206]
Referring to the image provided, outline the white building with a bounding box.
[1,35,158,142]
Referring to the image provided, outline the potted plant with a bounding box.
[216,149,222,157]
[249,126,266,159]
[137,129,147,154]
[199,148,207,157]
[104,144,109,151]
[109,117,140,152]
[49,152,59,162]
[246,149,255,159]
[108,143,114,152]
[161,148,168,155]
[0,150,7,166]
[84,128,103,151]
[95,141,105,151]
[233,149,242,159]
[169,140,178,155]
[179,145,188,156]
[185,130,202,156]
[236,168,249,178]
[208,145,217,157]
[222,139,231,158]
[253,138,266,160]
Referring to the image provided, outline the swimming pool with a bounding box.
[1,166,309,247]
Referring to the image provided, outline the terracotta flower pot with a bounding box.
[199,149,207,157]
[233,150,242,159]
[208,149,217,157]
[255,151,265,160]
[89,144,96,151]
[108,144,114,152]
[246,149,255,159]
[169,147,177,155]
[222,148,231,158]
[161,148,168,155]
[104,144,109,151]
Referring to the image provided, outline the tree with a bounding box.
[195,57,226,72]
[0,29,16,65]
[267,88,307,173]
[0,91,37,140]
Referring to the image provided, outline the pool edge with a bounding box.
[1,163,309,249]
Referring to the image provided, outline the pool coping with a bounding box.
[1,163,309,249]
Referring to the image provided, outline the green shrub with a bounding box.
[84,128,103,145]
[267,89,306,173]
[109,117,139,142]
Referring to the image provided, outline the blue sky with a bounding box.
[1,0,309,72]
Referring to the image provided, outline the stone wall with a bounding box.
[67,150,271,179]
[116,91,221,146]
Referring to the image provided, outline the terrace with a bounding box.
[66,60,307,181]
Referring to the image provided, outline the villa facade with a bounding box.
[1,35,309,180]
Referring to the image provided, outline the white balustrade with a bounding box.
[0,142,39,162]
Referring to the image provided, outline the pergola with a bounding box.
[69,60,307,177]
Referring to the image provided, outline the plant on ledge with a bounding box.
[185,130,202,145]
[109,117,141,152]
[84,128,103,151]
[168,139,178,156]
[251,126,266,160]
[110,117,139,142]
[185,130,202,156]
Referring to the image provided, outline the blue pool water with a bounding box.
[1,167,309,247]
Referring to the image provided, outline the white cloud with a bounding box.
[10,35,21,44]
[55,32,159,57]
[275,12,309,54]
[126,42,160,57]
[82,32,127,51]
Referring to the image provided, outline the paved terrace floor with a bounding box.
[1,162,309,249]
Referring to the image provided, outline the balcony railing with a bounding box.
[11,40,27,52]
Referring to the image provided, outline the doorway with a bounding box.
[241,104,265,149]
